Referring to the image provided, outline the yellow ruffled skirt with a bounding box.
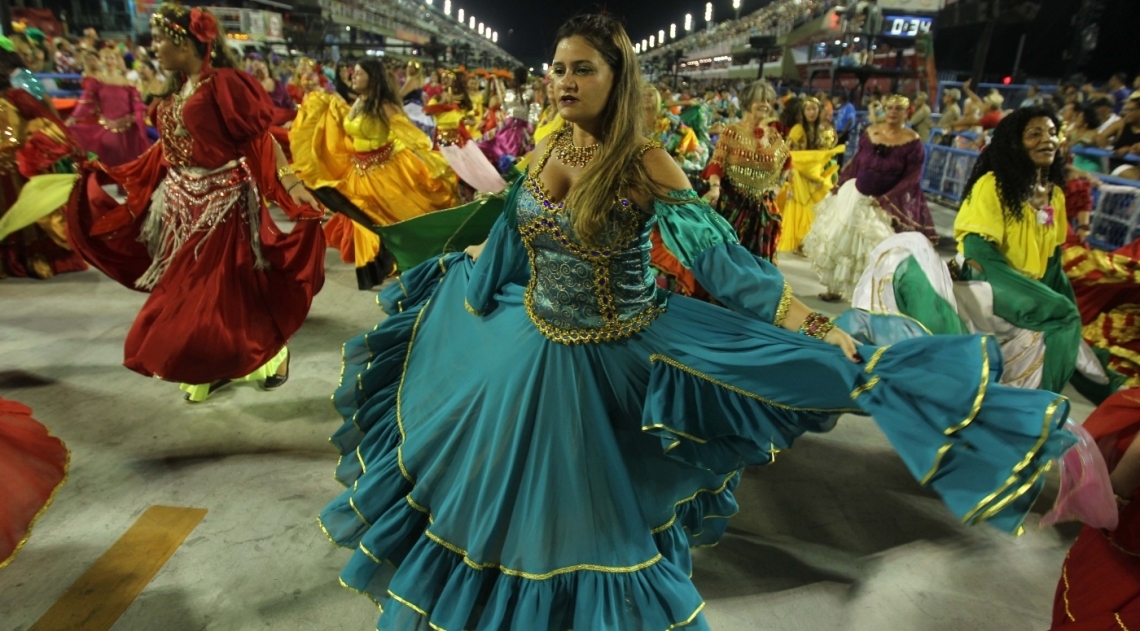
[290,93,459,266]
[778,147,845,253]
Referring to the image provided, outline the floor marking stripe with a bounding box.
[30,505,207,631]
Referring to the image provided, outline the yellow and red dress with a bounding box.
[0,88,87,279]
[290,93,459,287]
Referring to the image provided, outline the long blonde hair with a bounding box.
[556,14,672,247]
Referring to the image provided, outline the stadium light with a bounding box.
[492,31,498,43]
[444,0,451,15]
[670,23,676,38]
[457,8,463,21]
[705,2,713,22]
[478,22,484,35]
[425,0,432,5]
[634,42,641,53]
[733,0,740,7]
[469,16,475,29]
[659,29,665,43]
[642,38,647,50]
[684,13,692,31]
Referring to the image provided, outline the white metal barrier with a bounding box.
[1089,179,1140,251]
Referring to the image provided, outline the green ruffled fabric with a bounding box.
[652,192,738,270]
[959,234,1081,393]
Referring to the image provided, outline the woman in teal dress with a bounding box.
[320,15,1077,631]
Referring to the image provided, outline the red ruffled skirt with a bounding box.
[1052,390,1140,629]
[0,398,68,568]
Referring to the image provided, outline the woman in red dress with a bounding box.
[66,4,326,402]
[1052,389,1140,629]
[0,398,68,569]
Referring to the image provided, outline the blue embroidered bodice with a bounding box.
[516,145,666,345]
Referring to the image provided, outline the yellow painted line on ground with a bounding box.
[30,505,207,631]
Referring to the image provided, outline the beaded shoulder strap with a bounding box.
[638,140,664,158]
[531,124,565,179]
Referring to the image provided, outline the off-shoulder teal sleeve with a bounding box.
[464,177,528,316]
[654,191,792,325]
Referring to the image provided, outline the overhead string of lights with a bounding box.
[636,1,732,56]
[428,1,499,48]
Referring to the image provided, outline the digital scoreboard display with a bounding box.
[880,15,934,38]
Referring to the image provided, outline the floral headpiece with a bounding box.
[151,5,219,64]
[884,94,910,109]
[150,6,190,46]
[151,5,221,75]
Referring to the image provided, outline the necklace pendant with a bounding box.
[554,127,599,168]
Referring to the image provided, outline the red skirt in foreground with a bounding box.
[0,398,68,568]
[1052,389,1140,629]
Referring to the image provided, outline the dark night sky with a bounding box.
[452,0,774,67]
[934,0,1140,82]
[467,0,1139,81]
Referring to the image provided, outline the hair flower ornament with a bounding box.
[189,8,219,43]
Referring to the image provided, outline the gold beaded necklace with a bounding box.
[552,126,599,168]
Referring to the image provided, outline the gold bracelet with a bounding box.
[277,165,296,181]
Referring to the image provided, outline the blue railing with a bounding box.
[921,143,980,203]
[1087,174,1140,251]
[1069,145,1140,169]
[34,73,84,98]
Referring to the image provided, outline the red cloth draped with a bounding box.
[0,398,67,568]
[0,87,87,279]
[1063,223,1140,385]
[65,68,325,384]
[1051,390,1140,630]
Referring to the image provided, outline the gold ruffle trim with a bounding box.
[0,432,70,571]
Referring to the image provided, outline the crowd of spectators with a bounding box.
[641,0,841,62]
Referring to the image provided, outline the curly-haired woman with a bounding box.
[954,106,1081,393]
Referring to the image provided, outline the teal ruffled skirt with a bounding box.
[321,253,1074,631]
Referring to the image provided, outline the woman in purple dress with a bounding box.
[478,67,534,168]
[67,47,151,167]
[803,94,933,301]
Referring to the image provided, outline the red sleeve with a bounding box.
[702,126,730,180]
[287,83,304,105]
[212,70,319,220]
[211,69,275,146]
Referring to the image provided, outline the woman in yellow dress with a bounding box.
[290,58,459,289]
[465,73,485,125]
[780,96,844,255]
[534,78,562,144]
